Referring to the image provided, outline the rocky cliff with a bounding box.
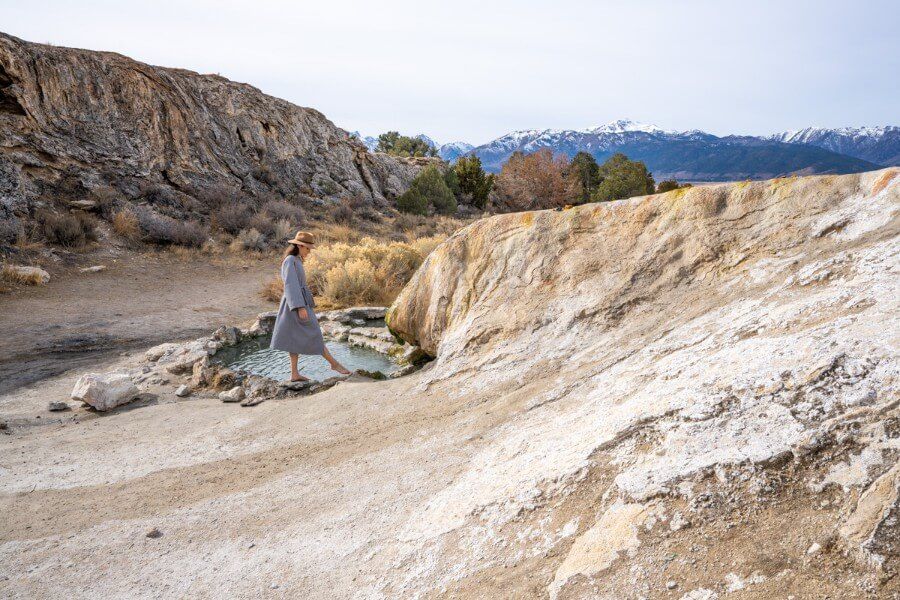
[0,32,423,223]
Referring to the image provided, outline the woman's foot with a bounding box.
[331,364,351,375]
[290,374,310,382]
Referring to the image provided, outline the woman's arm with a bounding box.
[282,259,307,317]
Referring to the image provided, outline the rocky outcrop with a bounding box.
[0,32,427,223]
[387,168,900,594]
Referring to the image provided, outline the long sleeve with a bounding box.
[282,259,307,310]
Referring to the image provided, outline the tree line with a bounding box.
[372,132,689,215]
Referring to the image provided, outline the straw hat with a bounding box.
[287,231,315,248]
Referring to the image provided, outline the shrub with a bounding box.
[259,274,283,302]
[211,203,251,235]
[375,131,436,157]
[191,184,243,211]
[656,179,691,193]
[496,149,570,211]
[173,220,208,247]
[567,152,601,203]
[330,199,356,224]
[133,207,207,247]
[322,258,383,306]
[230,228,267,252]
[454,156,494,209]
[38,211,97,249]
[272,219,293,244]
[112,210,141,241]
[248,213,277,238]
[396,187,427,215]
[301,235,445,307]
[138,183,177,207]
[91,186,120,219]
[591,153,656,203]
[260,199,304,224]
[413,165,457,215]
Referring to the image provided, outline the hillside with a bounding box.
[467,120,882,179]
[0,32,424,230]
[2,168,897,598]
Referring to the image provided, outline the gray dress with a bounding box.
[270,255,325,355]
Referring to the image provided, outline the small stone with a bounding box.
[79,265,106,273]
[146,527,163,539]
[806,542,821,555]
[667,580,678,590]
[219,386,245,402]
[175,385,190,397]
[248,542,255,549]
[48,401,70,412]
[270,583,279,589]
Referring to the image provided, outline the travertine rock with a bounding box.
[70,372,139,411]
[388,168,900,592]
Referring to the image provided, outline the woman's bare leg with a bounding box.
[288,353,309,381]
[322,345,351,375]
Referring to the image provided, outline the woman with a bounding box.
[270,231,351,381]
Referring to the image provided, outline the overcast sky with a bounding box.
[3,0,898,145]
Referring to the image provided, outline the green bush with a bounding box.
[396,166,457,215]
[454,156,494,209]
[375,131,436,157]
[568,152,601,203]
[396,188,428,215]
[591,153,656,203]
[415,166,457,215]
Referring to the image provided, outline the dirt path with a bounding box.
[0,248,277,393]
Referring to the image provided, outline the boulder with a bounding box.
[219,386,245,403]
[174,385,190,397]
[71,372,139,411]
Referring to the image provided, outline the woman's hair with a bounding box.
[284,243,299,258]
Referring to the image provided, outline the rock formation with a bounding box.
[0,32,427,225]
[388,168,899,595]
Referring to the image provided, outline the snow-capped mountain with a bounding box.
[467,119,885,181]
[349,131,379,152]
[435,141,475,162]
[767,126,900,166]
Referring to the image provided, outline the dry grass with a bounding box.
[259,275,284,303]
[1,265,47,286]
[112,210,141,242]
[260,234,447,308]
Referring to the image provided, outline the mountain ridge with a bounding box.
[354,120,895,181]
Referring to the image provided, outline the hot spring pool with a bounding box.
[213,334,399,381]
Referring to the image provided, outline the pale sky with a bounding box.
[3,0,898,146]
